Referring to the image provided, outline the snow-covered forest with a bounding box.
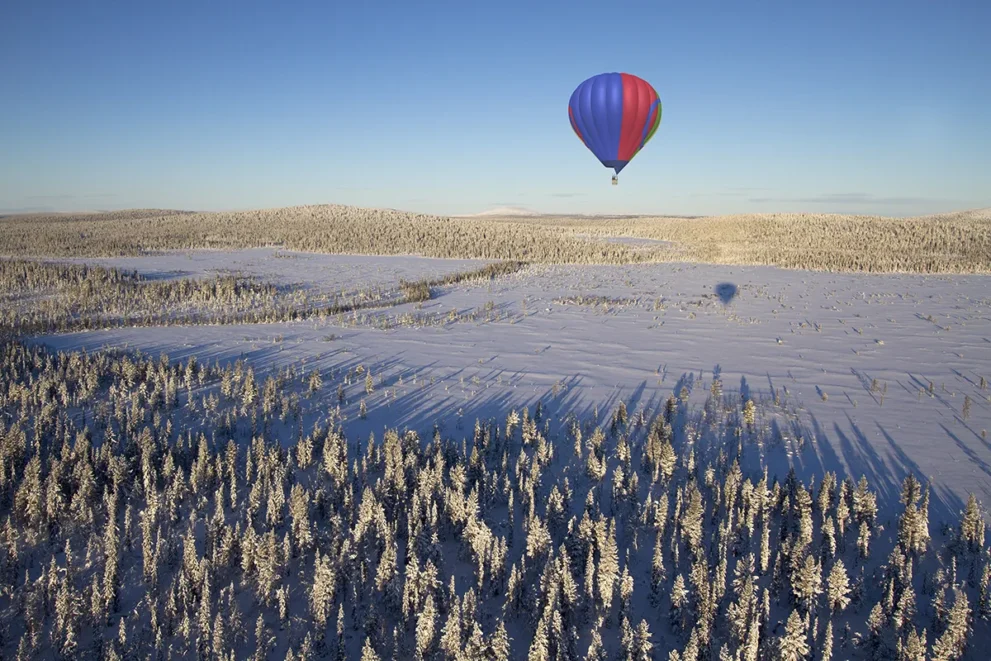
[0,335,988,660]
[1,206,989,660]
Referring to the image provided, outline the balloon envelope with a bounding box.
[568,72,662,174]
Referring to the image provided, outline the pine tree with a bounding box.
[528,616,551,661]
[619,564,635,617]
[742,606,761,661]
[307,369,322,395]
[681,484,705,556]
[867,603,894,660]
[597,520,619,613]
[819,516,836,563]
[682,628,700,661]
[826,560,851,614]
[584,626,606,661]
[743,399,756,429]
[439,600,462,660]
[857,521,870,560]
[931,589,971,661]
[792,555,822,613]
[620,616,635,661]
[361,636,381,661]
[671,574,689,631]
[852,476,877,525]
[835,482,850,541]
[289,483,313,552]
[463,621,486,661]
[816,473,834,523]
[760,513,772,574]
[794,486,814,551]
[902,627,927,661]
[820,620,832,661]
[777,609,810,661]
[253,614,270,661]
[728,553,756,640]
[242,367,258,408]
[898,475,929,556]
[199,566,214,643]
[335,605,346,661]
[15,453,43,534]
[415,594,436,660]
[958,494,985,554]
[979,562,991,620]
[490,620,511,661]
[918,483,931,547]
[650,533,666,605]
[633,619,654,661]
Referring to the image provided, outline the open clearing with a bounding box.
[35,249,991,519]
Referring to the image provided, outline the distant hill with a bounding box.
[2,203,988,273]
[455,206,694,220]
[457,206,546,217]
[0,208,196,222]
[913,207,991,222]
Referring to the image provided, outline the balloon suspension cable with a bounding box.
[611,175,618,186]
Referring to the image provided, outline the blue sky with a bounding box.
[2,0,989,217]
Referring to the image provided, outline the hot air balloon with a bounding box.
[568,72,662,185]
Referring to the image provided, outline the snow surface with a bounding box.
[456,206,545,217]
[53,248,490,293]
[34,251,991,523]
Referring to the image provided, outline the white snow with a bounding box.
[457,206,545,217]
[33,252,991,522]
[51,248,492,292]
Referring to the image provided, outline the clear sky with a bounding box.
[2,0,989,217]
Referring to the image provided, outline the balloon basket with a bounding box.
[611,175,618,186]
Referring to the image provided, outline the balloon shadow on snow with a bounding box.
[714,282,738,304]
